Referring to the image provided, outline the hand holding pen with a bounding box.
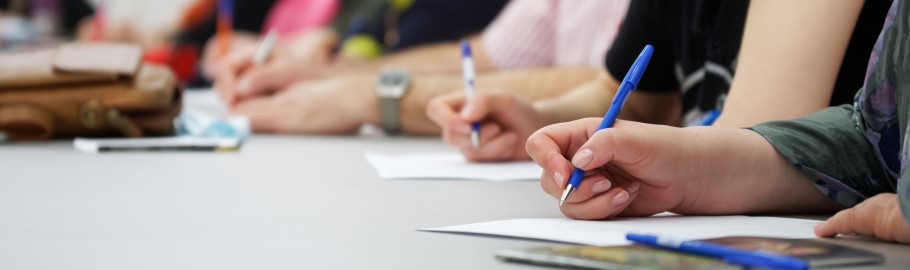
[559,45,653,205]
[460,41,482,149]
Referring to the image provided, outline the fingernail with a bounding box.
[612,190,630,206]
[572,148,594,168]
[553,172,565,187]
[813,223,823,228]
[592,180,612,193]
[627,182,640,193]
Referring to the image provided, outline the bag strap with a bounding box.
[79,100,144,137]
[0,105,54,140]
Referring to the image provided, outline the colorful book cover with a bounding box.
[496,237,884,270]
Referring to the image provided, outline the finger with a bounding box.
[463,130,519,162]
[815,207,863,238]
[234,62,298,100]
[212,48,259,104]
[815,194,902,241]
[570,121,648,171]
[212,74,237,105]
[447,122,501,149]
[460,92,509,122]
[218,45,258,77]
[526,119,603,167]
[426,93,472,136]
[539,152,585,198]
[559,185,634,220]
[541,172,611,203]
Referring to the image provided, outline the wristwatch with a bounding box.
[375,67,411,134]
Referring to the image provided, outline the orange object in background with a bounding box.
[144,44,200,84]
[215,0,233,58]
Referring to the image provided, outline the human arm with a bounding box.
[230,67,598,134]
[525,119,843,220]
[533,71,681,126]
[427,70,680,162]
[751,104,910,242]
[333,36,497,75]
[715,0,864,127]
[214,35,495,104]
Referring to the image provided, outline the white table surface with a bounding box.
[0,91,908,269]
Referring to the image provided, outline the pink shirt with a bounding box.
[482,0,629,69]
[263,0,339,38]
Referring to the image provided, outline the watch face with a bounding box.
[377,68,411,97]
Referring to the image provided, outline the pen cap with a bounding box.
[461,40,472,57]
[219,0,234,15]
[622,44,654,88]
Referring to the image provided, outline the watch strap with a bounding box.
[379,97,401,134]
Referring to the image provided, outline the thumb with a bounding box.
[570,121,649,171]
[235,63,297,100]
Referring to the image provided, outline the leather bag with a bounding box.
[0,42,182,140]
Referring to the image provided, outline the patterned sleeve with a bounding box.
[751,105,893,207]
[480,0,556,69]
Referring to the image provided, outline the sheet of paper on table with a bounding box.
[422,214,821,246]
[364,152,543,181]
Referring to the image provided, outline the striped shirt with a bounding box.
[481,0,629,69]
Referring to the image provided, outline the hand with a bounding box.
[815,193,910,243]
[201,31,260,80]
[212,29,339,105]
[229,75,376,134]
[526,119,705,220]
[427,91,548,162]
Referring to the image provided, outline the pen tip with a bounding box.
[559,186,574,206]
[470,132,480,149]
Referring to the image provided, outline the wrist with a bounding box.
[355,74,381,127]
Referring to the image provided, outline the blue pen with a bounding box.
[695,109,721,126]
[461,41,481,148]
[626,233,809,270]
[559,45,653,205]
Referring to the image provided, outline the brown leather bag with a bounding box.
[0,42,182,141]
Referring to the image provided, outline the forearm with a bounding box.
[534,72,681,126]
[715,0,863,127]
[390,68,602,135]
[679,127,843,214]
[330,36,496,76]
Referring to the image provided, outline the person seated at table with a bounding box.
[526,0,910,244]
[429,0,890,161]
[210,0,510,100]
[211,0,628,135]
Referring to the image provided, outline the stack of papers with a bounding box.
[364,152,542,181]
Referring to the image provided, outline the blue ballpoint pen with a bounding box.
[460,41,481,148]
[696,109,721,126]
[559,44,654,205]
[626,233,809,270]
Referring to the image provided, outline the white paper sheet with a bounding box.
[422,215,822,246]
[364,152,542,181]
